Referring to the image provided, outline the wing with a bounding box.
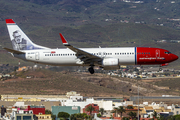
[59,33,102,64]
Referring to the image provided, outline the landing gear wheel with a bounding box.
[88,67,94,74]
[159,68,162,71]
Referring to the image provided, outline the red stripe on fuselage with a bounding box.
[136,47,171,65]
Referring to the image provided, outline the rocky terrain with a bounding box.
[0,69,179,97]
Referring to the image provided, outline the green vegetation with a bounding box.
[112,106,126,120]
[99,108,106,116]
[70,113,89,120]
[45,110,56,120]
[85,105,95,118]
[152,111,157,119]
[126,106,134,109]
[58,112,70,120]
[127,111,137,120]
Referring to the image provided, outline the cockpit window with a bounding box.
[165,51,171,54]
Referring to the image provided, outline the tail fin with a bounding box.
[6,19,49,51]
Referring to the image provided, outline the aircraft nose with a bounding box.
[172,54,178,61]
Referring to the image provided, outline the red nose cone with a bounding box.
[173,54,179,61]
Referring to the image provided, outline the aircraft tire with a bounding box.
[88,67,94,74]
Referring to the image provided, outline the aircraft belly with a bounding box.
[118,56,135,65]
[40,57,77,65]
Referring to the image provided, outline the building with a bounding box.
[28,106,45,115]
[64,98,94,113]
[35,114,52,120]
[171,104,180,115]
[12,108,34,120]
[52,106,80,117]
[15,113,34,120]
[94,100,112,111]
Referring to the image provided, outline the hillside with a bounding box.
[0,69,179,97]
[0,0,180,67]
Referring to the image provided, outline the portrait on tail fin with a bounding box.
[11,30,27,50]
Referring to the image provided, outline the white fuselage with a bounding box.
[14,47,136,66]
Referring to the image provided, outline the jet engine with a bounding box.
[101,58,120,70]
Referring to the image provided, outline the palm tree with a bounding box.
[85,105,95,118]
[111,107,118,117]
[127,111,136,120]
[112,106,126,120]
[99,108,106,116]
[126,106,133,109]
[152,111,157,118]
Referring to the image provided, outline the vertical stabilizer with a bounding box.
[6,19,49,51]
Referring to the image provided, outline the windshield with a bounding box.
[165,51,171,54]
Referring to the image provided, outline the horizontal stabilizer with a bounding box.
[3,47,25,54]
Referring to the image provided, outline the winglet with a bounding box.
[59,33,69,46]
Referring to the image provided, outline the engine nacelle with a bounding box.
[102,58,119,66]
[102,58,120,70]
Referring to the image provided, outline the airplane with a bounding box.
[4,19,178,74]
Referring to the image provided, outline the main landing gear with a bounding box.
[88,66,94,74]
